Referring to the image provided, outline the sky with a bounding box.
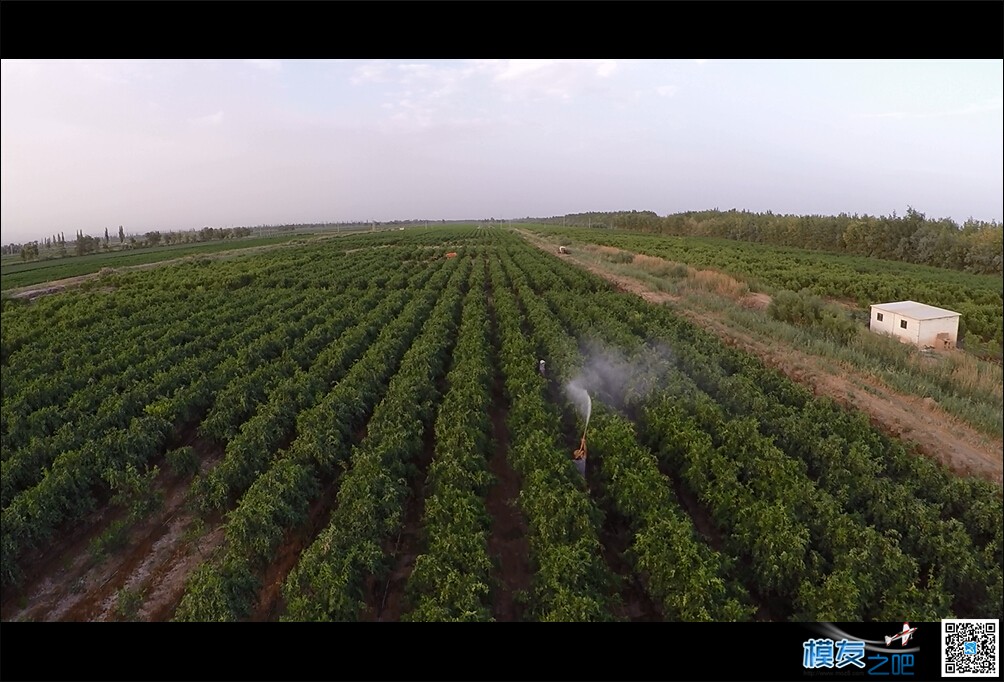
[1,59,1002,244]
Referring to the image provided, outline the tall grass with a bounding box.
[691,269,750,298]
[588,245,750,298]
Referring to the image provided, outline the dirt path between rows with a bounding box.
[483,277,533,621]
[1,435,227,622]
[515,229,1003,485]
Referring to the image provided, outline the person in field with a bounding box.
[573,437,587,477]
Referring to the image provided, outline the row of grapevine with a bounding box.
[402,258,495,621]
[500,243,755,620]
[0,275,321,466]
[587,411,753,620]
[486,241,616,621]
[0,284,330,587]
[0,245,432,586]
[504,232,990,619]
[189,279,434,511]
[194,252,430,443]
[598,283,1002,617]
[174,253,465,620]
[0,256,304,406]
[2,287,301,453]
[281,255,471,620]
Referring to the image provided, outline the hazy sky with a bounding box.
[2,59,1002,244]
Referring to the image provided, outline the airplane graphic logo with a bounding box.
[885,622,918,647]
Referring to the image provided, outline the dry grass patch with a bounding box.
[740,292,773,310]
[631,254,689,279]
[934,352,1003,404]
[691,269,750,299]
[583,243,753,301]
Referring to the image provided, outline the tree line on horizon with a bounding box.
[6,207,1001,276]
[1,220,442,262]
[542,208,1003,276]
[2,225,264,261]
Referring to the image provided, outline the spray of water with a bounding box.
[566,381,592,435]
[562,340,676,477]
[562,339,677,418]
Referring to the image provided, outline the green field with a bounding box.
[1,226,1000,623]
[0,235,306,291]
[522,225,1003,437]
[528,225,1004,351]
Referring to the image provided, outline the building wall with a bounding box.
[870,306,960,348]
[891,314,921,346]
[870,306,896,336]
[917,316,960,348]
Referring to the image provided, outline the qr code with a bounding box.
[943,619,999,677]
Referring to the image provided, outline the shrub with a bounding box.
[769,289,858,345]
[166,446,200,478]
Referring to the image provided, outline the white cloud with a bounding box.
[493,59,554,82]
[352,61,393,83]
[596,61,618,77]
[859,96,1003,120]
[0,59,43,81]
[347,61,488,130]
[490,59,620,100]
[390,98,433,127]
[494,59,616,82]
[244,59,282,73]
[345,59,621,129]
[398,63,434,76]
[860,111,909,120]
[656,85,678,97]
[694,59,709,65]
[72,59,151,85]
[394,62,473,99]
[191,110,224,126]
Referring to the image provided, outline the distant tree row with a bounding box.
[541,210,662,231]
[2,225,257,261]
[543,208,1002,275]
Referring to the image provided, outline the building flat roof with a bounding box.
[870,300,960,320]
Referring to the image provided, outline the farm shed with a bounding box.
[869,300,960,349]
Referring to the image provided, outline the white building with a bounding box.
[869,300,961,349]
